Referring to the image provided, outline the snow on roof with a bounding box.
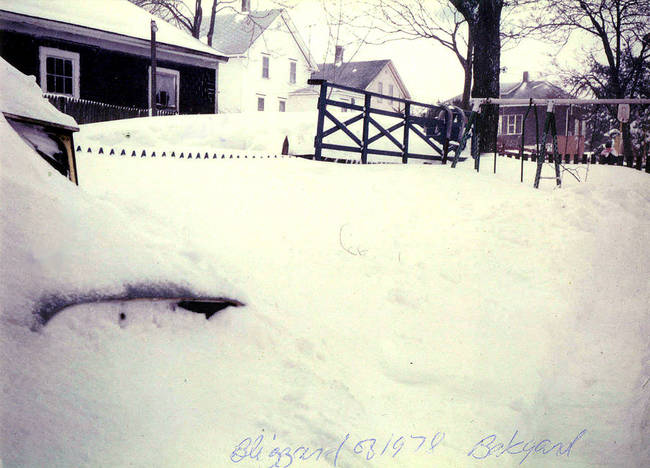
[311,60,392,91]
[201,9,282,55]
[446,78,573,104]
[0,57,78,130]
[501,80,573,100]
[0,0,227,58]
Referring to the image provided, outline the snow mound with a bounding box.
[1,114,649,467]
[0,57,78,129]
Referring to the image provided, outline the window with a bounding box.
[39,47,79,98]
[262,55,269,78]
[389,84,394,97]
[149,67,180,110]
[257,95,265,111]
[378,82,383,102]
[503,114,523,135]
[289,60,297,84]
[278,99,286,112]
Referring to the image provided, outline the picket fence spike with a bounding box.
[76,145,82,152]
[229,154,233,159]
[109,149,115,155]
[179,153,184,158]
[171,152,175,157]
[205,152,209,159]
[131,150,136,157]
[121,149,126,156]
[162,152,166,157]
[87,147,92,153]
[188,153,192,159]
[151,151,156,157]
[99,147,104,154]
[141,150,146,157]
[213,153,217,159]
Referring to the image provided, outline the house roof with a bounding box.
[311,60,391,90]
[447,75,573,103]
[1,57,78,131]
[501,80,573,100]
[201,9,282,56]
[0,0,228,60]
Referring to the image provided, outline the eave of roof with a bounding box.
[0,0,229,61]
[0,11,229,66]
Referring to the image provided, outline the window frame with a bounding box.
[39,46,80,98]
[278,98,286,112]
[262,55,270,79]
[503,114,523,135]
[148,66,180,111]
[378,82,383,102]
[289,60,297,84]
[257,94,265,111]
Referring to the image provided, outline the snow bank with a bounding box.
[2,113,649,467]
[0,114,242,329]
[0,57,78,129]
[79,111,318,156]
[78,111,453,162]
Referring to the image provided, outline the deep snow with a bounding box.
[1,111,649,467]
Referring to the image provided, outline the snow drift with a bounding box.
[1,112,649,467]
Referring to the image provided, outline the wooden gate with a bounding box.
[308,79,467,164]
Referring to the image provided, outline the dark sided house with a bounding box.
[0,0,229,123]
[450,72,589,155]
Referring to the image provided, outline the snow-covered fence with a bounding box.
[497,145,649,172]
[45,94,177,124]
[75,145,292,160]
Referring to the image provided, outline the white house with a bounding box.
[289,50,411,113]
[203,2,316,113]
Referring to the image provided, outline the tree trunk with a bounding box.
[192,0,203,38]
[207,0,219,46]
[461,32,474,110]
[471,1,502,153]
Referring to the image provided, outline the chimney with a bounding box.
[335,46,344,66]
[523,71,529,83]
[241,0,250,13]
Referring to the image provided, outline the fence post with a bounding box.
[361,93,371,164]
[310,79,327,161]
[402,102,410,164]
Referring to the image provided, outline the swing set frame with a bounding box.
[450,98,650,188]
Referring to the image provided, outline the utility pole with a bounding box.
[150,20,158,117]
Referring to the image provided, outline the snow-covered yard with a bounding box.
[1,111,649,468]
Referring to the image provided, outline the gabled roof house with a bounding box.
[289,51,411,113]
[0,0,229,122]
[449,72,588,152]
[203,3,316,113]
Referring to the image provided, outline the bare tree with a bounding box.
[129,0,248,40]
[520,0,650,164]
[342,1,473,109]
